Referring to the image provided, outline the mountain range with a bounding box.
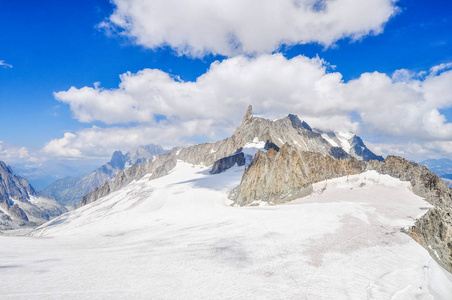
[76,106,452,273]
[42,144,169,207]
[79,106,383,207]
[1,106,451,297]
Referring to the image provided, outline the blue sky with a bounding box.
[0,0,451,188]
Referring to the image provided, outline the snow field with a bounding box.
[0,162,451,299]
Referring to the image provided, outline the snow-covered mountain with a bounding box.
[42,144,169,207]
[420,158,452,187]
[0,160,66,230]
[75,107,452,272]
[316,129,383,161]
[1,106,451,298]
[79,106,382,208]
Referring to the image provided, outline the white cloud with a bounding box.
[101,0,399,57]
[343,70,452,139]
[366,141,429,156]
[52,55,452,161]
[0,60,12,68]
[42,121,223,159]
[429,62,452,76]
[43,133,83,158]
[55,54,349,128]
[425,141,452,155]
[366,139,452,162]
[0,141,36,163]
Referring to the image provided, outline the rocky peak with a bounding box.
[288,114,303,129]
[109,150,127,169]
[0,160,66,229]
[350,136,384,161]
[241,105,253,125]
[0,161,37,202]
[288,114,312,132]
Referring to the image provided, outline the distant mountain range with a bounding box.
[42,145,169,208]
[419,158,452,187]
[0,160,66,230]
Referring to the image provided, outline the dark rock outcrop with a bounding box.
[211,152,246,174]
[264,140,280,152]
[330,146,349,160]
[350,136,384,161]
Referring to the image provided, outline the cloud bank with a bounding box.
[52,54,452,160]
[102,0,399,57]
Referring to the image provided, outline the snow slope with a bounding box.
[1,161,451,299]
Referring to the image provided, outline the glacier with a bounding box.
[1,160,451,299]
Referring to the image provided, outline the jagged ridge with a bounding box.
[79,106,381,208]
[231,143,367,206]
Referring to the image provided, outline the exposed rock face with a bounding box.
[0,160,66,229]
[231,144,367,206]
[264,140,280,152]
[43,144,169,207]
[234,110,342,159]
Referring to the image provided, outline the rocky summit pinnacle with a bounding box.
[242,105,253,125]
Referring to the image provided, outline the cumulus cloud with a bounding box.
[101,0,399,57]
[42,121,222,159]
[0,60,12,68]
[55,55,349,128]
[51,55,452,160]
[43,133,83,158]
[56,55,452,131]
[0,141,36,163]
